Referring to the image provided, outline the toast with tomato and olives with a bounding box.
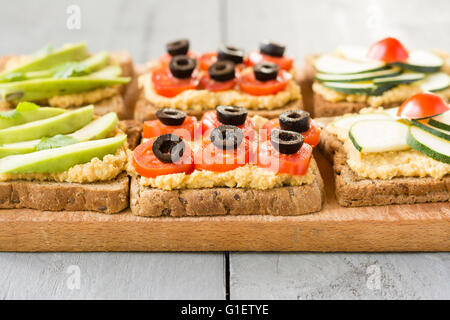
[297,37,450,117]
[0,43,139,119]
[134,39,303,122]
[128,105,324,217]
[318,92,450,207]
[0,102,141,214]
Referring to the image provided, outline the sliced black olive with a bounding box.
[216,105,248,126]
[279,110,310,133]
[253,62,279,82]
[260,40,286,57]
[210,125,244,150]
[270,129,304,154]
[169,55,197,79]
[208,61,235,82]
[152,134,186,163]
[217,45,244,64]
[166,39,189,56]
[156,108,187,126]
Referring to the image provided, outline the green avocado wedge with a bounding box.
[0,43,89,79]
[0,135,126,174]
[0,105,66,129]
[0,112,117,157]
[0,105,93,144]
[0,76,130,102]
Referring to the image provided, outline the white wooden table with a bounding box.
[0,0,449,299]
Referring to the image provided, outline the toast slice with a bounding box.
[130,158,325,217]
[317,117,450,207]
[133,90,303,122]
[295,54,317,116]
[0,120,142,214]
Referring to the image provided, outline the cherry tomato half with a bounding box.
[199,74,237,92]
[199,51,218,71]
[152,68,199,97]
[238,70,290,96]
[261,119,321,147]
[158,51,198,68]
[201,110,256,141]
[397,92,449,119]
[366,37,409,63]
[132,138,194,178]
[143,116,199,141]
[246,51,294,71]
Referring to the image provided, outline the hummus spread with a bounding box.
[0,130,128,183]
[326,110,450,179]
[140,71,301,111]
[48,86,119,108]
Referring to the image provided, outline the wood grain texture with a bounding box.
[0,152,448,252]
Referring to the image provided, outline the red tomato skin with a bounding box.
[366,37,409,63]
[201,110,256,141]
[143,116,199,141]
[247,51,294,71]
[238,70,290,96]
[261,119,321,147]
[199,75,237,92]
[158,51,198,68]
[199,51,218,71]
[257,141,313,176]
[151,68,199,97]
[397,92,449,119]
[132,138,194,178]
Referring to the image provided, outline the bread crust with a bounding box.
[295,54,317,116]
[130,158,325,217]
[317,117,450,207]
[133,91,303,122]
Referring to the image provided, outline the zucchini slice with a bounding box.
[349,119,410,153]
[420,72,450,92]
[397,50,443,73]
[411,120,450,141]
[315,66,401,82]
[373,72,425,86]
[428,110,450,131]
[332,113,392,133]
[322,81,393,96]
[407,126,450,164]
[336,45,369,62]
[314,54,386,74]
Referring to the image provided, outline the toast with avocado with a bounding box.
[317,93,450,207]
[0,102,141,214]
[134,39,303,122]
[0,43,140,119]
[128,106,324,217]
[297,38,450,117]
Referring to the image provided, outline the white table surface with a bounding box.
[0,0,449,300]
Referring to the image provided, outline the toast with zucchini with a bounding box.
[0,43,139,119]
[129,106,324,217]
[318,92,450,207]
[298,38,450,117]
[134,39,303,122]
[0,102,141,214]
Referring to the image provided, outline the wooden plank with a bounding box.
[0,252,225,299]
[0,152,448,252]
[229,252,450,299]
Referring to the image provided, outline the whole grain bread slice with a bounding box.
[133,91,303,122]
[130,158,325,217]
[317,117,450,207]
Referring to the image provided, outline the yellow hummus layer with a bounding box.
[326,110,450,179]
[139,72,301,111]
[48,86,120,108]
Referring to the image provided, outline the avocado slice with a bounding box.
[0,43,89,79]
[0,135,126,174]
[0,77,130,102]
[0,112,118,157]
[0,105,93,144]
[0,106,66,129]
[90,65,122,78]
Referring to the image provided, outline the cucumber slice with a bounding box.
[397,50,443,73]
[349,119,410,153]
[373,72,425,86]
[0,112,118,158]
[411,120,450,141]
[314,54,386,74]
[428,110,450,131]
[407,126,450,163]
[0,105,93,144]
[385,107,400,118]
[322,81,393,96]
[332,113,393,133]
[316,66,402,82]
[0,135,126,174]
[336,45,369,62]
[420,73,450,92]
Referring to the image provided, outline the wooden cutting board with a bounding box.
[0,152,448,252]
